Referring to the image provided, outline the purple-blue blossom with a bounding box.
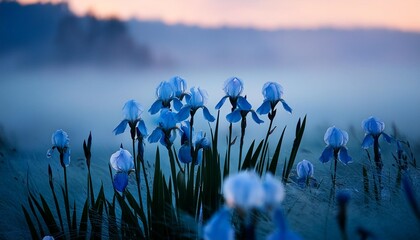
[361,116,392,149]
[319,126,352,164]
[256,82,292,115]
[47,129,71,168]
[113,99,147,137]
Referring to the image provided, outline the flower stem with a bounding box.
[238,117,246,171]
[63,164,71,235]
[373,136,382,171]
[260,116,274,173]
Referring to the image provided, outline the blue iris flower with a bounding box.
[296,159,314,181]
[215,77,246,110]
[149,80,184,114]
[361,116,392,149]
[113,100,148,138]
[47,129,71,168]
[176,87,215,122]
[178,122,210,164]
[110,148,134,192]
[256,82,292,116]
[226,97,263,124]
[203,207,234,240]
[169,76,187,101]
[319,126,352,164]
[148,109,179,148]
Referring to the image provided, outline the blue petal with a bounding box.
[361,134,374,149]
[319,146,333,163]
[148,129,163,143]
[339,147,352,164]
[176,106,191,122]
[251,111,264,124]
[178,144,192,164]
[256,100,271,115]
[203,207,234,240]
[113,120,128,135]
[280,99,292,113]
[137,120,148,136]
[202,107,215,122]
[173,98,183,111]
[149,100,163,115]
[113,172,129,192]
[237,96,252,111]
[226,110,242,123]
[215,96,228,110]
[382,132,392,143]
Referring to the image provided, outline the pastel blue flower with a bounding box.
[262,173,285,210]
[223,171,264,210]
[110,148,134,192]
[296,159,314,180]
[226,97,263,124]
[203,207,234,240]
[114,99,147,136]
[148,109,179,147]
[256,82,292,115]
[177,87,215,122]
[267,208,302,240]
[149,80,183,114]
[361,116,392,149]
[319,126,352,164]
[215,77,245,110]
[47,129,71,168]
[169,76,187,100]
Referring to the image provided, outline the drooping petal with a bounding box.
[176,106,191,122]
[113,120,129,135]
[361,134,374,149]
[202,107,215,122]
[382,132,392,143]
[319,146,334,163]
[63,149,71,167]
[280,99,292,113]
[338,147,352,164]
[149,100,163,115]
[251,111,264,124]
[137,120,148,137]
[262,173,285,209]
[148,129,163,143]
[215,96,228,110]
[172,98,183,111]
[226,110,242,123]
[256,100,271,115]
[178,144,192,164]
[203,207,234,240]
[113,172,129,192]
[237,96,252,111]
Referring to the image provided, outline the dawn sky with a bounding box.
[18,0,420,31]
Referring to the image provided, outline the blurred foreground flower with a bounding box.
[47,129,71,168]
[113,99,147,139]
[256,82,292,117]
[203,207,234,240]
[267,208,302,240]
[110,148,134,192]
[320,126,352,164]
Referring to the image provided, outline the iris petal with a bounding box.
[237,97,252,111]
[256,101,271,115]
[215,96,228,110]
[361,134,374,149]
[319,146,333,163]
[280,99,292,113]
[382,132,392,143]
[176,106,191,122]
[338,147,352,164]
[173,98,183,111]
[113,120,128,135]
[202,107,215,122]
[113,172,129,192]
[203,207,234,240]
[251,111,264,124]
[137,120,148,136]
[148,129,163,143]
[149,100,163,115]
[226,110,242,123]
[178,144,192,164]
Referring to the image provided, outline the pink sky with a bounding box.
[19,0,420,31]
